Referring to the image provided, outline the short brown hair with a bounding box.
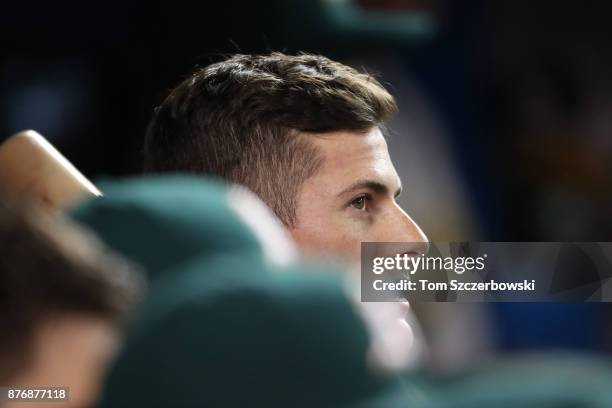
[0,197,143,381]
[144,52,397,226]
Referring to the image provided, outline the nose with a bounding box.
[389,201,428,242]
[375,203,429,258]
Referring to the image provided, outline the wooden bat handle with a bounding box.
[0,130,102,210]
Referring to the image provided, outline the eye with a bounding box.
[350,194,369,211]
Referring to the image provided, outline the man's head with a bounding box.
[0,197,142,407]
[145,52,426,261]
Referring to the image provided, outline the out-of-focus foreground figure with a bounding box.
[0,197,143,408]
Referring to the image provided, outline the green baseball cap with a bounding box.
[71,175,294,278]
[98,253,437,408]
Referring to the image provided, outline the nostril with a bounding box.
[401,248,427,258]
[404,242,429,257]
[371,242,429,259]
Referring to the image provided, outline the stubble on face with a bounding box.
[289,127,405,262]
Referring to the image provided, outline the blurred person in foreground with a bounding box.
[95,221,431,408]
[0,196,143,408]
[71,176,425,407]
[68,177,612,408]
[144,52,428,263]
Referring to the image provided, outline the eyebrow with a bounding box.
[336,179,402,198]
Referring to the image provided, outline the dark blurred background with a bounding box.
[2,0,611,371]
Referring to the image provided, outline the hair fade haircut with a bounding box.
[144,52,397,226]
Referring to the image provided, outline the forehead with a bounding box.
[308,127,399,191]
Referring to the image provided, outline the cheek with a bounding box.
[292,184,371,261]
[290,209,367,262]
[290,213,338,250]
